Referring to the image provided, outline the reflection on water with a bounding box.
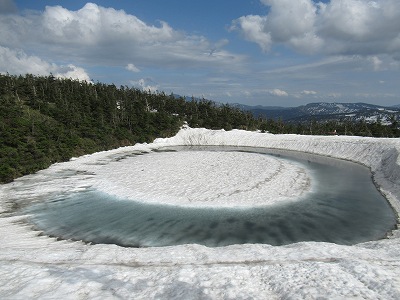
[23,147,396,247]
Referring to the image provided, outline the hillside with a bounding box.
[0,74,259,183]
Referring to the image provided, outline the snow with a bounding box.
[1,127,400,299]
[94,150,312,207]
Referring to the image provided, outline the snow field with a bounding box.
[93,150,312,207]
[1,127,400,299]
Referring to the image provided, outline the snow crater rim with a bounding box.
[93,150,313,207]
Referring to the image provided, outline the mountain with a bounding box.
[235,102,400,125]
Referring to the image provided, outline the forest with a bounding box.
[1,73,399,183]
[0,74,260,183]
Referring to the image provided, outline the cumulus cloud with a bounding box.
[269,88,288,96]
[232,0,400,59]
[53,64,91,82]
[230,15,272,52]
[0,46,53,75]
[0,46,90,81]
[0,3,244,72]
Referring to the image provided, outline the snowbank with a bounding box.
[1,127,400,299]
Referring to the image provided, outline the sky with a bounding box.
[0,0,399,107]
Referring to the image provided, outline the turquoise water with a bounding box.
[24,147,397,247]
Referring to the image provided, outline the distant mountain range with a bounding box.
[234,102,400,125]
[172,93,400,126]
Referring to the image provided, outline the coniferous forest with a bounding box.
[0,74,260,183]
[1,73,399,183]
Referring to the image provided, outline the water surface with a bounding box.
[23,146,396,247]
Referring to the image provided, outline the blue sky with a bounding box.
[0,0,399,107]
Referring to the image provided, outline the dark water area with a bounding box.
[23,147,397,247]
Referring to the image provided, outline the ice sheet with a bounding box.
[1,127,400,299]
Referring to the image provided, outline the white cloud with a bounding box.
[368,56,383,71]
[37,3,179,46]
[230,15,272,52]
[0,46,53,75]
[126,63,140,73]
[0,46,90,81]
[0,3,244,72]
[232,0,400,58]
[269,88,288,96]
[130,78,159,93]
[53,64,91,82]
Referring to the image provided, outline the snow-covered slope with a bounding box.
[1,128,400,299]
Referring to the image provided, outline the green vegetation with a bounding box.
[1,73,399,183]
[0,74,259,183]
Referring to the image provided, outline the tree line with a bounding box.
[259,117,399,137]
[0,74,259,183]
